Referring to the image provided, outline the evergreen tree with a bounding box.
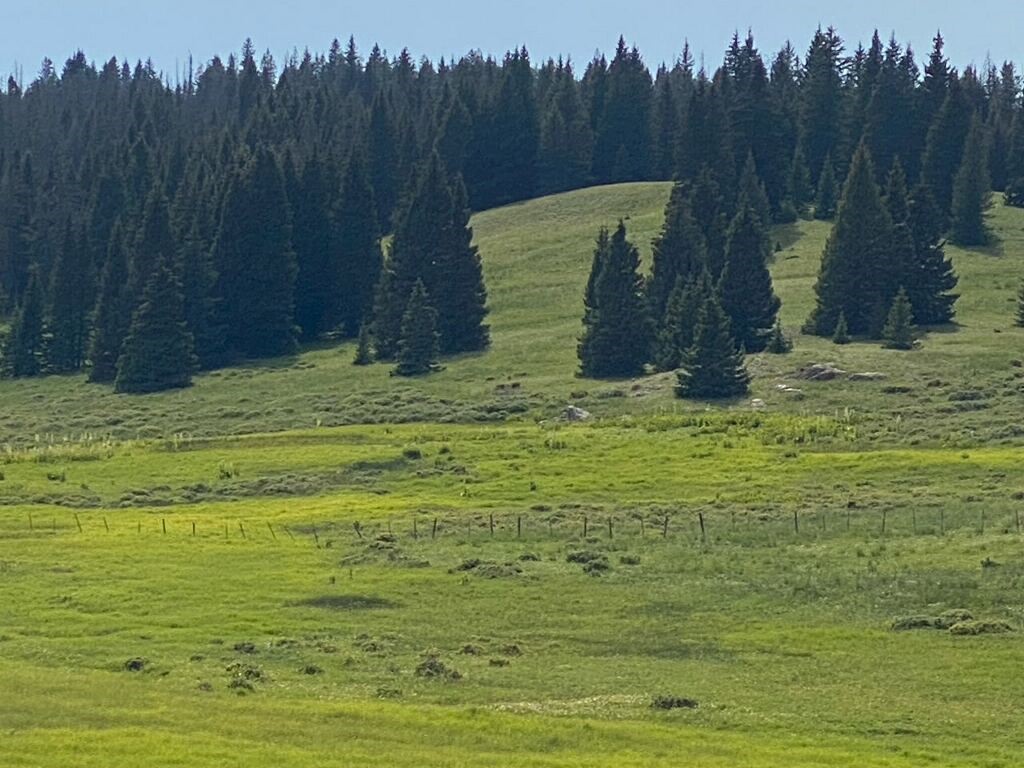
[578,221,650,378]
[353,323,373,365]
[435,175,489,354]
[906,182,959,324]
[799,27,845,182]
[114,260,195,393]
[884,159,911,225]
[1,264,46,378]
[688,168,730,276]
[920,78,972,221]
[951,115,993,246]
[655,271,712,371]
[736,152,772,226]
[787,145,813,214]
[807,145,894,337]
[374,152,488,357]
[177,224,222,369]
[814,155,839,219]
[719,205,780,352]
[212,146,297,359]
[367,92,399,233]
[675,290,749,399]
[289,151,336,339]
[538,62,592,194]
[593,38,653,183]
[1006,110,1024,206]
[46,223,93,373]
[647,182,707,324]
[765,319,793,353]
[335,150,382,338]
[1015,280,1024,328]
[881,287,915,349]
[392,280,439,377]
[832,311,850,344]
[87,228,132,382]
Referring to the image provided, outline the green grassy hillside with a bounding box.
[4,185,1024,766]
[2,182,1024,447]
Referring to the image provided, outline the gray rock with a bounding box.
[561,405,592,422]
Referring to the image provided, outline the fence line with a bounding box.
[1,505,1021,548]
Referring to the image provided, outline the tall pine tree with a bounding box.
[212,146,298,359]
[676,289,749,399]
[719,205,780,352]
[806,144,894,337]
[114,259,195,393]
[951,114,993,246]
[578,221,650,378]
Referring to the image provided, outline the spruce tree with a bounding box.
[814,155,839,219]
[906,183,958,323]
[832,311,850,344]
[374,152,488,358]
[335,150,382,338]
[393,280,439,377]
[787,145,813,214]
[212,146,297,359]
[719,205,780,352]
[46,223,93,373]
[655,271,712,371]
[647,182,707,324]
[806,145,894,337]
[920,78,972,222]
[177,224,222,369]
[737,152,772,226]
[1,264,46,378]
[675,290,749,399]
[367,92,399,233]
[87,227,132,383]
[688,168,730,276]
[1015,280,1024,328]
[115,260,195,393]
[765,319,793,353]
[289,151,336,339]
[881,288,915,349]
[435,175,489,354]
[353,323,373,365]
[951,115,993,246]
[578,221,650,378]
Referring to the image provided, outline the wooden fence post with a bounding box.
[74,514,83,533]
[698,512,706,544]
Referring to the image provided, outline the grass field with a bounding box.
[3,185,1024,766]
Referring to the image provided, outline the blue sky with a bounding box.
[5,0,1020,82]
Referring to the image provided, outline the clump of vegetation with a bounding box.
[619,554,641,566]
[651,695,699,710]
[948,620,1015,636]
[123,657,148,672]
[415,652,462,680]
[891,609,974,631]
[451,559,522,578]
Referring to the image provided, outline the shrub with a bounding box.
[651,695,698,710]
[949,620,1014,636]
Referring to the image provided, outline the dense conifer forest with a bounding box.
[0,30,1022,393]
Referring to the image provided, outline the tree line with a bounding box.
[0,29,1022,390]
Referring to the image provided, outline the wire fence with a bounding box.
[1,504,1021,548]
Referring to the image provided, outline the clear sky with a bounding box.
[5,0,1021,82]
